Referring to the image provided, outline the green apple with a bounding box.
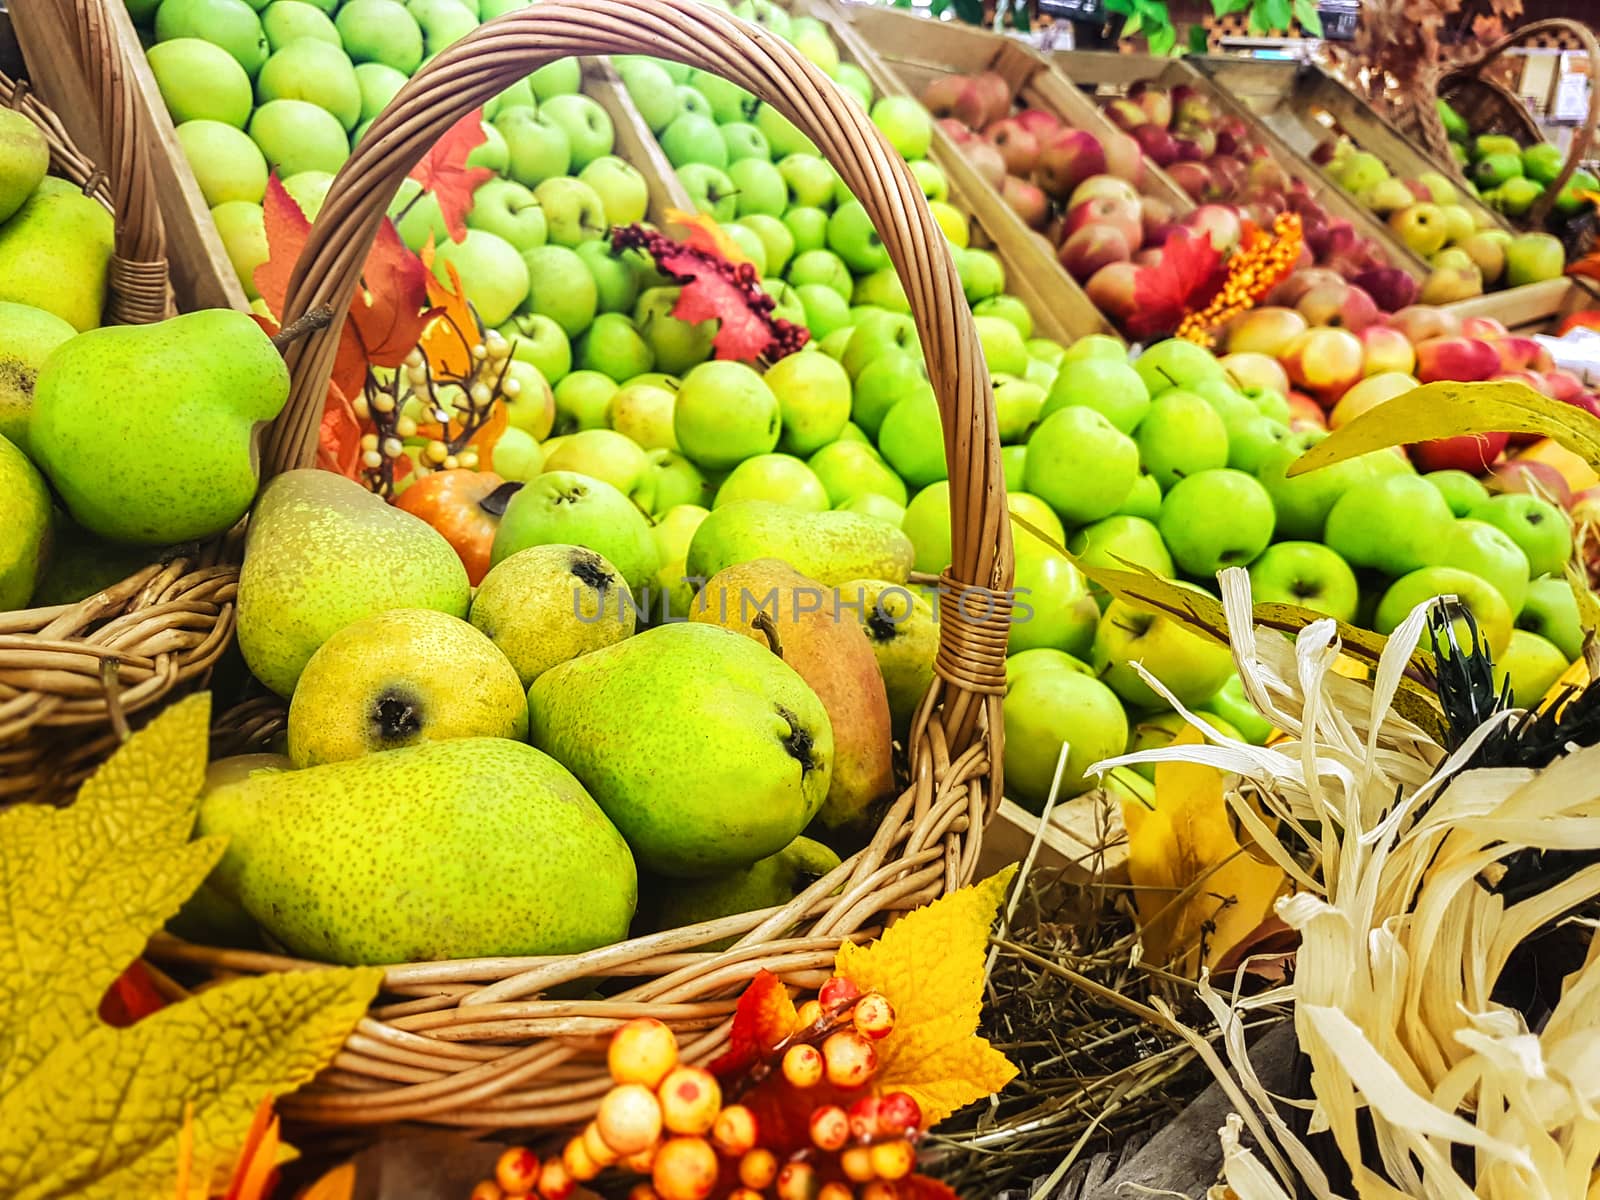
[838,494,905,524]
[497,359,554,439]
[795,283,851,340]
[1504,232,1566,287]
[851,268,909,314]
[728,158,788,219]
[841,310,919,379]
[636,456,709,528]
[553,369,618,433]
[722,224,769,276]
[791,23,840,74]
[787,249,853,303]
[432,229,528,326]
[490,425,541,481]
[155,0,269,76]
[1063,334,1126,365]
[674,360,780,469]
[827,200,891,275]
[579,156,648,227]
[500,311,573,384]
[1375,565,1513,659]
[1115,473,1162,522]
[388,178,447,250]
[909,159,948,204]
[542,428,650,495]
[262,1,340,49]
[1008,492,1066,551]
[808,440,907,508]
[676,85,712,121]
[1134,390,1228,490]
[973,295,1033,341]
[495,106,571,188]
[678,164,738,221]
[1134,337,1224,395]
[1441,518,1531,616]
[779,154,837,210]
[607,379,677,450]
[901,481,953,574]
[1092,592,1235,708]
[1425,469,1489,518]
[575,240,640,315]
[466,177,547,251]
[1068,514,1175,581]
[1196,674,1275,745]
[719,121,770,163]
[1157,468,1275,578]
[1494,629,1569,707]
[1246,540,1359,623]
[256,39,362,130]
[533,177,606,247]
[1024,407,1139,525]
[783,205,829,255]
[1470,494,1571,578]
[765,350,850,455]
[660,113,728,170]
[831,61,873,109]
[764,280,806,329]
[487,78,535,118]
[1010,538,1099,657]
[577,312,654,382]
[817,327,854,361]
[408,0,477,57]
[520,244,597,337]
[852,353,930,440]
[1255,431,1385,541]
[714,453,831,511]
[352,62,409,125]
[868,95,932,159]
[148,38,254,127]
[528,57,582,101]
[1517,574,1583,661]
[536,94,613,171]
[1041,356,1148,435]
[281,170,334,220]
[993,376,1045,444]
[176,120,268,206]
[974,316,1028,377]
[1003,666,1128,809]
[736,216,795,279]
[1225,415,1291,475]
[1324,474,1454,577]
[210,200,267,300]
[688,70,758,124]
[334,0,422,73]
[754,102,817,158]
[877,392,947,489]
[635,286,715,375]
[954,248,1005,304]
[248,99,349,176]
[618,59,681,133]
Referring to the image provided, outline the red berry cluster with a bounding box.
[467,978,924,1200]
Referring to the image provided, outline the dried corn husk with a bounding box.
[1092,568,1600,1200]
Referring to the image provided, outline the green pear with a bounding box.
[491,470,659,598]
[0,300,76,455]
[0,107,49,224]
[286,608,527,767]
[198,737,638,964]
[640,835,841,946]
[686,501,914,587]
[27,515,152,608]
[0,432,50,610]
[528,622,833,877]
[30,309,288,545]
[238,469,471,697]
[840,577,937,737]
[0,177,114,331]
[470,544,638,687]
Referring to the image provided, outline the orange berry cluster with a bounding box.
[1179,211,1304,346]
[467,978,924,1200]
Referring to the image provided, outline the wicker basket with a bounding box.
[151,0,1015,1131]
[1415,18,1600,228]
[0,0,241,806]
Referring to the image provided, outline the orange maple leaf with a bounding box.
[331,217,437,402]
[711,969,799,1077]
[832,866,1019,1126]
[666,207,753,265]
[407,108,493,244]
[318,378,365,482]
[253,175,310,323]
[419,240,480,378]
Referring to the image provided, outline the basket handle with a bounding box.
[264,0,1014,751]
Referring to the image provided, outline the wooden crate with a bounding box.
[1440,275,1600,332]
[582,57,697,216]
[1050,50,1431,286]
[840,3,1192,213]
[789,0,1117,341]
[10,0,244,312]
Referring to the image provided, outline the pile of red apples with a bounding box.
[1225,298,1596,487]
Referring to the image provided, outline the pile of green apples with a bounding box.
[1436,98,1599,226]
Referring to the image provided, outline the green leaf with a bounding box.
[1148,19,1179,53]
[1292,0,1323,35]
[1211,0,1253,14]
[1188,22,1212,52]
[1289,381,1600,480]
[0,695,223,1093]
[1262,0,1294,29]
[1009,2,1030,31]
[953,0,984,23]
[1121,11,1144,37]
[0,966,382,1199]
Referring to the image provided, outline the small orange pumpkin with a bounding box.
[394,469,521,585]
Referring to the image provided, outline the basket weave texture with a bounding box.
[1415,18,1600,227]
[0,0,239,806]
[157,0,1016,1130]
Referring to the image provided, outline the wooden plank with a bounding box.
[14,0,249,313]
[581,58,696,218]
[1043,48,1159,93]
[977,796,1129,883]
[1439,276,1597,330]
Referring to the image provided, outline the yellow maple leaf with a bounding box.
[1121,730,1287,977]
[665,207,753,266]
[833,866,1019,1126]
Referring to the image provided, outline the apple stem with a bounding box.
[752,611,784,658]
[270,305,336,351]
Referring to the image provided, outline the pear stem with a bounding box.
[269,305,336,351]
[752,611,783,658]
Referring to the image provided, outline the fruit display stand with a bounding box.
[583,59,700,217]
[0,0,241,802]
[1049,50,1432,288]
[154,0,1015,1130]
[787,0,1117,341]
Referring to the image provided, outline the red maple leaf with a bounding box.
[710,969,799,1078]
[98,961,167,1027]
[317,378,365,481]
[331,216,438,401]
[902,1176,963,1200]
[408,108,492,244]
[254,174,310,322]
[1125,231,1226,340]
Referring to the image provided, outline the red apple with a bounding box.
[1086,261,1139,323]
[1068,174,1139,209]
[1351,267,1419,313]
[1220,351,1290,395]
[1545,370,1586,403]
[1207,156,1247,198]
[962,139,1007,189]
[1133,247,1164,266]
[971,72,1013,127]
[1494,370,1556,446]
[1173,127,1217,160]
[1104,97,1147,131]
[1269,267,1349,308]
[1002,174,1049,229]
[1014,108,1060,138]
[1063,197,1142,250]
[1139,194,1175,240]
[1492,336,1555,373]
[1131,123,1178,167]
[1282,326,1365,402]
[1414,336,1501,383]
[1389,305,1462,344]
[1183,204,1243,253]
[1168,161,1213,201]
[1296,282,1381,332]
[1224,306,1309,357]
[1287,389,1327,431]
[1129,81,1172,127]
[1359,324,1416,376]
[1331,370,1420,428]
[1035,129,1107,200]
[924,75,989,129]
[1487,460,1572,506]
[1460,316,1509,340]
[1100,129,1145,186]
[1410,431,1510,474]
[1058,223,1132,281]
[984,118,1040,175]
[936,117,973,146]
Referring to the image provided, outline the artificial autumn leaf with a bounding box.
[711,969,799,1077]
[901,1178,963,1200]
[332,217,437,403]
[298,1164,357,1200]
[210,1096,283,1200]
[0,695,383,1200]
[666,207,753,266]
[1125,230,1226,340]
[419,243,480,378]
[832,865,1020,1126]
[99,961,168,1027]
[318,378,365,482]
[253,176,310,324]
[407,108,492,244]
[1120,729,1287,977]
